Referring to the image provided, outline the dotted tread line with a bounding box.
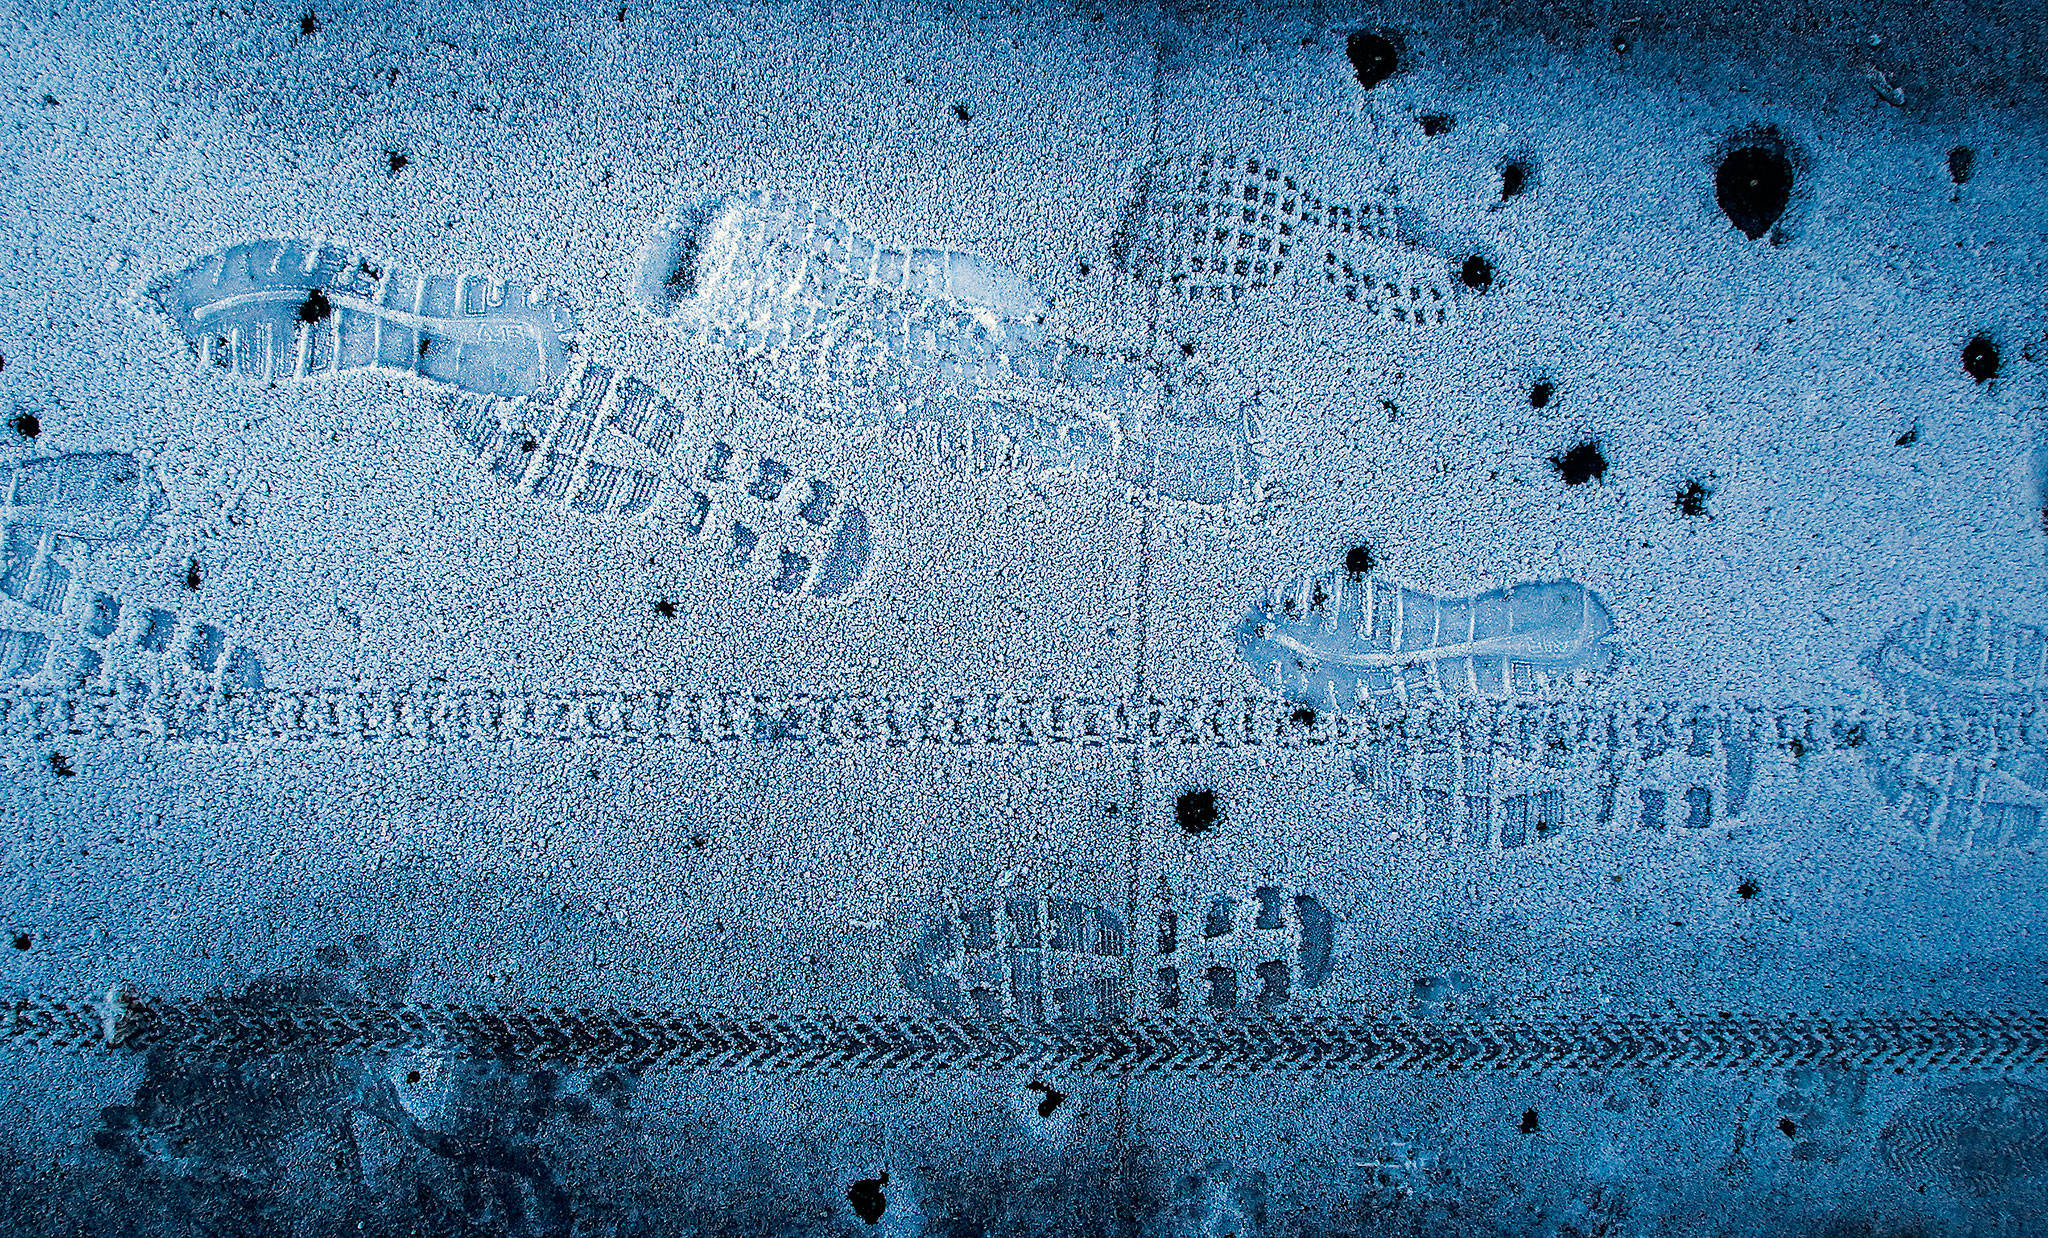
[0,689,2034,753]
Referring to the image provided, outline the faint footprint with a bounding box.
[1151,884,1335,1013]
[1161,1161,1268,1237]
[1237,570,1615,712]
[638,189,1266,508]
[1355,713,1754,848]
[1863,608,2048,854]
[1877,1080,2048,1198]
[1,452,262,691]
[1356,743,1589,851]
[897,895,1131,1022]
[1774,1066,1869,1166]
[1131,150,1458,326]
[1406,970,1494,1019]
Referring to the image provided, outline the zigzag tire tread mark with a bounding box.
[6,997,2046,1075]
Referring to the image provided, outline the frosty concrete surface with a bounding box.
[1,0,2046,1231]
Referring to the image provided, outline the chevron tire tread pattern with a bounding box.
[6,997,2045,1075]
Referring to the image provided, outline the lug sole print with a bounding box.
[151,239,575,397]
[1133,150,1458,325]
[1,453,262,694]
[7,995,2046,1075]
[898,896,1132,1022]
[153,243,870,598]
[1237,571,1616,712]
[1866,609,2048,854]
[439,362,870,598]
[1151,885,1335,1014]
[1355,711,1754,851]
[897,886,1335,1020]
[641,189,1267,507]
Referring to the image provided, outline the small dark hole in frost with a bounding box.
[184,559,202,591]
[1948,146,1974,185]
[417,338,431,359]
[48,753,75,777]
[1716,145,1792,241]
[952,103,971,123]
[1895,424,1918,447]
[1461,255,1492,290]
[299,9,318,35]
[405,1070,421,1084]
[1344,544,1374,577]
[1528,381,1552,409]
[1177,789,1219,835]
[1779,1118,1798,1138]
[1674,479,1711,517]
[653,599,676,618]
[1519,1108,1540,1133]
[10,412,38,439]
[1418,114,1453,136]
[1551,442,1606,485]
[615,5,626,19]
[11,933,29,951]
[385,150,408,176]
[1026,1080,1066,1117]
[1738,879,1759,899]
[1291,706,1317,728]
[520,438,537,452]
[1963,335,1999,382]
[298,289,332,324]
[1346,31,1397,90]
[1501,161,1530,199]
[848,1173,888,1225]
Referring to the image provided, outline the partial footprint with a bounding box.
[0,452,262,692]
[152,239,574,396]
[896,886,1337,1020]
[1356,743,1589,851]
[1151,885,1335,1013]
[1877,1080,2048,1198]
[1356,713,1754,849]
[440,362,870,599]
[1865,607,2047,708]
[1132,150,1457,325]
[896,895,1131,1022]
[153,241,870,599]
[1864,609,2048,854]
[1237,570,1615,712]
[639,189,1266,507]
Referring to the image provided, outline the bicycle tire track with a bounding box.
[0,686,2029,754]
[7,997,2045,1075]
